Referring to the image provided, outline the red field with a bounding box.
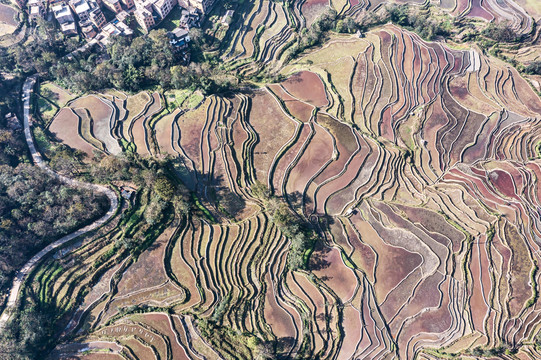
[48,108,96,156]
[43,22,541,360]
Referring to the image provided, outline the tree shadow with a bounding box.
[40,87,60,103]
[198,169,247,220]
[275,336,296,359]
[283,72,304,85]
[309,242,331,272]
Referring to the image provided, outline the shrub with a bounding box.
[386,5,450,40]
[483,21,519,43]
[525,60,541,75]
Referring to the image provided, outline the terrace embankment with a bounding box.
[41,25,541,360]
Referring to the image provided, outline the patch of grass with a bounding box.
[165,89,191,109]
[526,260,538,308]
[33,127,51,152]
[40,82,74,107]
[158,5,182,32]
[340,251,355,269]
[37,96,58,122]
[192,193,216,222]
[185,91,204,109]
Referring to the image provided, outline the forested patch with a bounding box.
[0,164,108,291]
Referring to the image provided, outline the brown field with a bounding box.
[0,4,17,27]
[43,23,541,360]
[48,108,96,156]
[248,90,297,182]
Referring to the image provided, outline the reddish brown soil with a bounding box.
[154,110,179,155]
[0,5,18,26]
[272,123,311,195]
[469,238,489,331]
[310,246,357,301]
[467,0,493,21]
[489,170,517,199]
[116,222,177,296]
[394,204,464,252]
[340,305,362,359]
[140,313,191,360]
[264,274,296,339]
[389,272,444,333]
[249,90,297,182]
[268,84,314,123]
[49,108,95,156]
[315,134,369,214]
[281,71,328,107]
[286,121,333,196]
[71,96,111,122]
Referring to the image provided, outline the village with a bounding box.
[21,0,219,59]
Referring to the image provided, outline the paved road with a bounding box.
[0,76,119,329]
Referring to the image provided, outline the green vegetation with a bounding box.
[387,4,451,41]
[284,8,360,63]
[482,21,519,43]
[158,5,183,32]
[470,345,516,357]
[2,1,541,359]
[525,60,541,75]
[252,181,316,269]
[0,164,109,290]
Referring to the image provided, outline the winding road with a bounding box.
[0,76,119,329]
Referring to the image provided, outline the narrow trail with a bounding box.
[0,76,119,329]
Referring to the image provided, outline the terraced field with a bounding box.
[48,91,167,156]
[38,20,541,359]
[0,4,18,37]
[215,0,540,81]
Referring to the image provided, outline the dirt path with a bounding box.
[0,76,119,329]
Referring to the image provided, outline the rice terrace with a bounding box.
[1,0,541,359]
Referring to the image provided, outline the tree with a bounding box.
[483,21,518,42]
[387,4,410,26]
[251,181,271,200]
[154,176,176,200]
[525,60,541,75]
[335,17,358,34]
[144,196,167,225]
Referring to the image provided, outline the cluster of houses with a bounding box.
[25,0,215,55]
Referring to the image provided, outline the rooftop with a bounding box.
[171,27,189,38]
[135,7,153,18]
[72,0,91,14]
[53,4,74,23]
[60,22,77,32]
[30,5,41,14]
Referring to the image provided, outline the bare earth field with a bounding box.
[26,1,541,359]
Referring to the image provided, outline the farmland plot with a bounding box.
[42,24,541,360]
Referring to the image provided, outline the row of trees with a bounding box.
[482,21,519,43]
[387,4,451,41]
[0,20,235,96]
[0,153,192,359]
[48,29,234,94]
[525,60,541,75]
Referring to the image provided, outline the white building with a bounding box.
[60,21,78,35]
[52,4,77,35]
[70,0,92,21]
[152,0,173,19]
[52,4,75,24]
[28,0,46,19]
[134,7,155,32]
